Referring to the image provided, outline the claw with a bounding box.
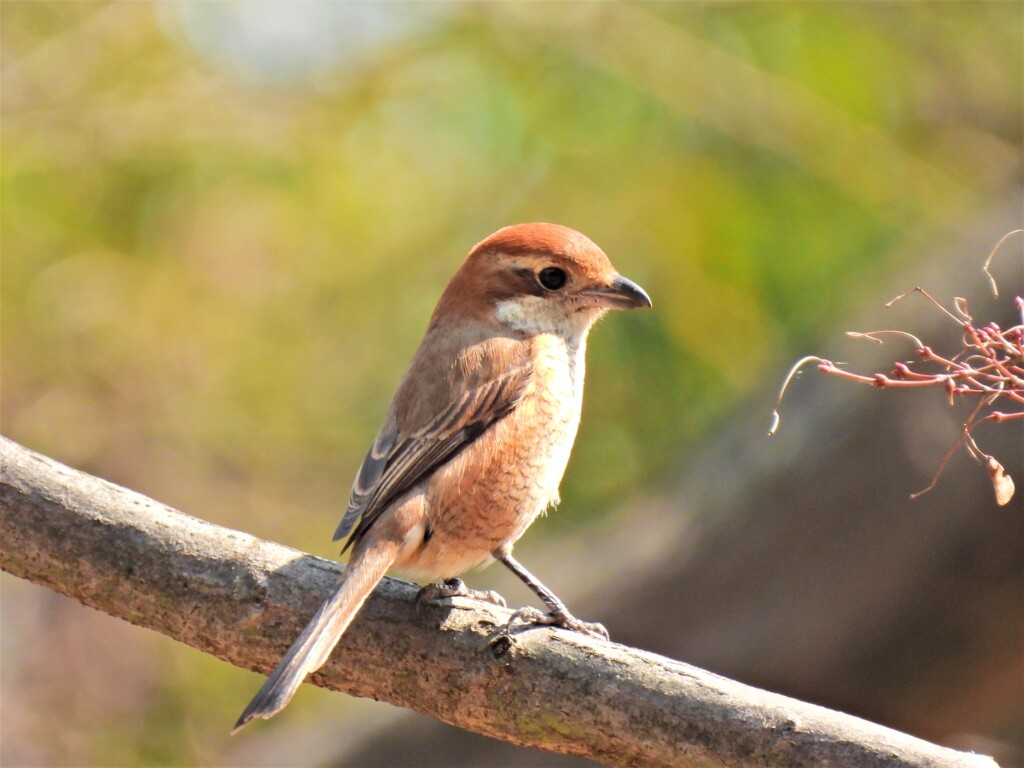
[417,578,507,607]
[506,606,609,641]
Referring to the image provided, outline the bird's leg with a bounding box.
[496,551,609,640]
[417,578,506,607]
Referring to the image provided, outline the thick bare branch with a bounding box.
[0,436,998,768]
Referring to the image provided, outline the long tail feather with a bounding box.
[232,540,400,733]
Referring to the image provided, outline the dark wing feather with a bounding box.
[332,423,397,541]
[334,355,532,550]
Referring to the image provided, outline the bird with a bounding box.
[233,222,651,732]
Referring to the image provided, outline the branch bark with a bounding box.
[0,436,999,768]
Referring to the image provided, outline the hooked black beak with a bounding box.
[583,274,652,310]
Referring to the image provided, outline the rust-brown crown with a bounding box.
[470,223,612,278]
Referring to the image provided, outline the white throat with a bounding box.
[494,296,599,345]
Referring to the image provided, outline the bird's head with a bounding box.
[434,223,651,340]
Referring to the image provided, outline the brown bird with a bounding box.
[233,223,651,731]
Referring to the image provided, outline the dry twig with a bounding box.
[771,231,1022,505]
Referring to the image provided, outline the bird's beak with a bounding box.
[582,275,652,310]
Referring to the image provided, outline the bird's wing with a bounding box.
[333,337,533,549]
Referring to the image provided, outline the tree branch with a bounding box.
[0,436,998,768]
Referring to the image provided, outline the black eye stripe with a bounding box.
[538,267,567,290]
[508,267,545,297]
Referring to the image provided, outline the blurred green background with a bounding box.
[2,2,1021,766]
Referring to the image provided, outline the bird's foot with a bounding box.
[507,606,609,641]
[417,578,506,607]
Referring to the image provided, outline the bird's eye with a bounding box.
[537,267,567,291]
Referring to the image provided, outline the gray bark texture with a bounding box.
[0,436,1000,768]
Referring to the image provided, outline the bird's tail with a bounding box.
[232,539,400,733]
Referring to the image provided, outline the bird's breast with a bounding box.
[401,333,586,579]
